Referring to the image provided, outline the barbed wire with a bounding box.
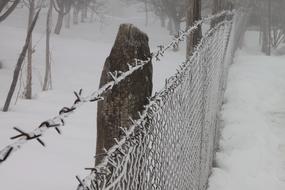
[0,10,234,165]
[75,18,235,190]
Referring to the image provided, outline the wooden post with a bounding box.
[95,24,153,165]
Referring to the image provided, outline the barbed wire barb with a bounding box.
[75,10,248,190]
[0,10,237,166]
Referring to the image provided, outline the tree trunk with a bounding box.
[261,19,270,55]
[95,24,153,165]
[81,2,87,23]
[173,17,181,51]
[262,21,268,54]
[159,12,166,28]
[80,0,88,23]
[174,17,181,34]
[43,1,52,91]
[0,0,20,22]
[167,18,174,35]
[89,8,95,23]
[0,0,10,12]
[144,0,148,27]
[186,0,202,57]
[267,0,271,55]
[73,7,79,24]
[54,12,64,34]
[261,0,271,56]
[3,10,40,112]
[65,11,70,28]
[80,9,84,23]
[25,0,35,99]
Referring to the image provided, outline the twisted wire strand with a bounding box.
[0,10,234,165]
[76,18,236,190]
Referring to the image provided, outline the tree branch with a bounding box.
[0,0,20,22]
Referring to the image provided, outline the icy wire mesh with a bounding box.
[77,12,247,190]
[0,11,234,165]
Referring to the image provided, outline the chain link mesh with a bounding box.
[0,11,236,165]
[77,11,248,190]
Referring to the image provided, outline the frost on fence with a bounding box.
[78,12,247,190]
[0,11,234,165]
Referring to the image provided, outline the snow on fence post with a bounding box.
[0,10,235,165]
[0,10,247,190]
[77,11,248,190]
[96,24,153,165]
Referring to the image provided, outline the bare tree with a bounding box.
[80,0,88,22]
[25,0,35,99]
[149,0,166,27]
[259,0,271,55]
[245,0,285,54]
[43,0,53,91]
[149,0,187,35]
[0,0,10,12]
[269,0,285,49]
[0,0,20,22]
[3,10,40,112]
[53,0,72,34]
[72,0,80,24]
[64,11,71,28]
[143,0,149,26]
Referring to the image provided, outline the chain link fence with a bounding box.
[0,10,234,165]
[0,7,248,190]
[77,11,248,190]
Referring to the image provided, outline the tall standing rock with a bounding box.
[96,24,153,164]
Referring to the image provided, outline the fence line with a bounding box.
[76,11,248,190]
[0,10,234,165]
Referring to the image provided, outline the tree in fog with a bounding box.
[53,0,72,34]
[88,0,106,23]
[3,10,40,111]
[237,0,285,54]
[0,0,20,22]
[247,0,285,55]
[25,0,36,99]
[43,0,53,91]
[149,0,187,35]
[269,0,285,49]
[72,0,93,25]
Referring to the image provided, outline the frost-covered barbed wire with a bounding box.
[76,11,247,190]
[0,10,235,165]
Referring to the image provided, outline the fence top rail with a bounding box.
[0,10,235,166]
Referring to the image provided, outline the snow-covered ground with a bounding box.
[2,2,285,190]
[208,32,285,190]
[0,2,185,190]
